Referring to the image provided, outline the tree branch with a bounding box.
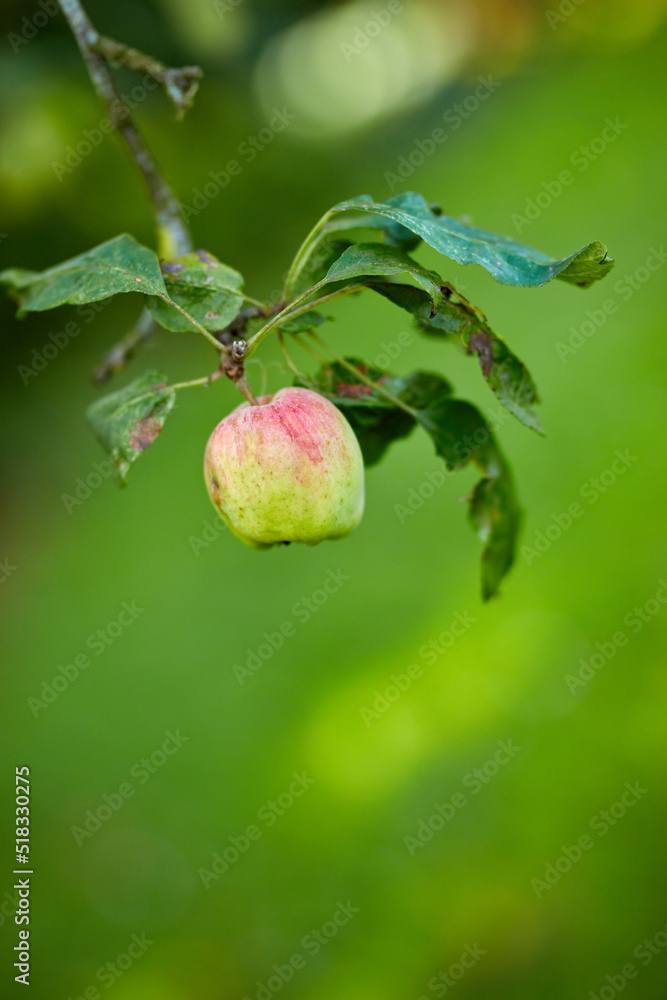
[59,0,259,407]
[91,36,202,120]
[58,0,193,259]
[93,309,159,385]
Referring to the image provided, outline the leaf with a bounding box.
[148,250,244,333]
[368,192,442,251]
[297,237,354,290]
[464,327,542,434]
[414,396,521,599]
[0,267,41,288]
[330,193,614,288]
[554,241,616,287]
[323,243,443,311]
[87,371,176,482]
[296,196,439,288]
[280,310,330,335]
[0,235,167,313]
[388,370,454,410]
[371,282,542,433]
[468,469,521,602]
[343,403,415,467]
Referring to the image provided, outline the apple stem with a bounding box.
[235,374,260,406]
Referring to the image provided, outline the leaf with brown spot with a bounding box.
[149,249,244,333]
[370,282,543,434]
[87,371,176,482]
[468,331,494,378]
[129,416,163,452]
[334,382,375,399]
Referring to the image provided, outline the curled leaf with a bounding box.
[87,371,176,482]
[331,193,614,288]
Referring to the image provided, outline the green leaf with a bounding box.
[296,237,354,290]
[554,240,616,287]
[280,310,330,335]
[0,235,167,313]
[0,267,41,289]
[148,250,244,333]
[331,193,614,288]
[387,370,454,410]
[371,282,543,433]
[468,469,521,602]
[323,243,443,311]
[343,403,415,467]
[87,371,176,482]
[415,396,521,599]
[368,192,441,251]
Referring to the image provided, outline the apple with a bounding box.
[204,387,365,548]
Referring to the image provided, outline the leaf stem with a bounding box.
[244,281,325,356]
[161,297,226,352]
[169,375,218,391]
[290,335,328,366]
[276,331,304,379]
[113,372,222,410]
[167,369,257,407]
[285,284,365,317]
[283,209,334,299]
[242,294,271,311]
[58,0,192,259]
[245,282,364,357]
[306,332,419,418]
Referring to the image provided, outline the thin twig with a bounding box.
[58,0,265,401]
[93,309,159,385]
[91,36,202,120]
[58,0,192,259]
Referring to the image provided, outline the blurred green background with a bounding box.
[1,0,667,997]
